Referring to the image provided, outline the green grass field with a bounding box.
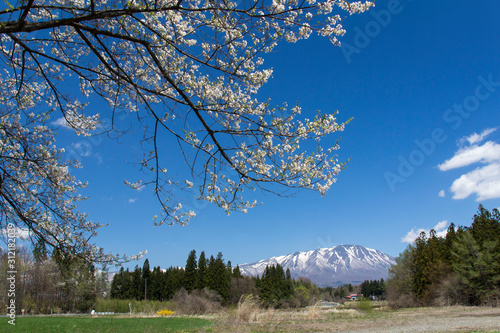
[0,316,213,332]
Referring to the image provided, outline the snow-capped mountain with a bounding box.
[238,245,395,287]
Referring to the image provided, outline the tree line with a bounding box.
[386,205,500,307]
[319,279,386,301]
[0,247,108,314]
[360,279,386,299]
[1,246,321,314]
[110,250,320,308]
[110,251,235,303]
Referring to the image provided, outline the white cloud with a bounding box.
[52,117,71,129]
[437,141,500,171]
[450,162,500,200]
[461,127,497,146]
[71,142,92,157]
[95,153,103,164]
[128,198,138,203]
[438,190,445,197]
[438,129,500,201]
[402,220,449,244]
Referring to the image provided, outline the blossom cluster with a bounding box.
[0,111,140,264]
[0,0,373,261]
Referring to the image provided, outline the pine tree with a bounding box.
[149,266,162,301]
[122,268,132,299]
[470,205,500,252]
[164,267,184,300]
[184,250,197,292]
[443,223,457,263]
[196,251,207,290]
[451,230,500,305]
[412,231,432,300]
[205,255,216,291]
[258,264,293,308]
[232,265,242,278]
[131,265,144,300]
[142,259,151,300]
[207,252,231,303]
[379,278,386,298]
[284,268,294,299]
[110,267,125,299]
[360,280,370,297]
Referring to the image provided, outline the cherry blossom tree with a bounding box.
[0,0,373,264]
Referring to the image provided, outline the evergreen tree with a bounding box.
[205,255,216,291]
[131,265,144,300]
[470,205,500,252]
[110,267,126,299]
[360,279,386,299]
[207,252,231,303]
[444,223,457,263]
[412,231,430,300]
[232,265,242,278]
[360,280,370,297]
[149,266,163,301]
[379,278,386,298]
[164,267,184,300]
[184,250,198,292]
[196,251,207,290]
[258,264,292,308]
[142,259,151,300]
[285,268,294,298]
[451,230,500,305]
[122,268,132,299]
[334,285,347,299]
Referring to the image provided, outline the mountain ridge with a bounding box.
[238,244,395,287]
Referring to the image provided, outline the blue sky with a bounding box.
[48,0,500,269]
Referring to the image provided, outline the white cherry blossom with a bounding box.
[0,0,373,263]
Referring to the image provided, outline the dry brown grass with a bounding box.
[236,295,259,322]
[307,301,321,319]
[174,288,222,315]
[212,304,500,333]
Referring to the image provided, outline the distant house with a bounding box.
[346,294,363,301]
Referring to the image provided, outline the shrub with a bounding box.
[174,288,222,315]
[387,293,417,310]
[94,298,177,314]
[156,309,175,316]
[355,297,373,313]
[228,277,258,306]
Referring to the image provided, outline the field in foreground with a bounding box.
[1,306,499,332]
[0,316,212,333]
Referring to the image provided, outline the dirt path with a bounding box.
[215,305,500,332]
[342,307,500,333]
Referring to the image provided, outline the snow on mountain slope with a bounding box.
[238,245,395,287]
